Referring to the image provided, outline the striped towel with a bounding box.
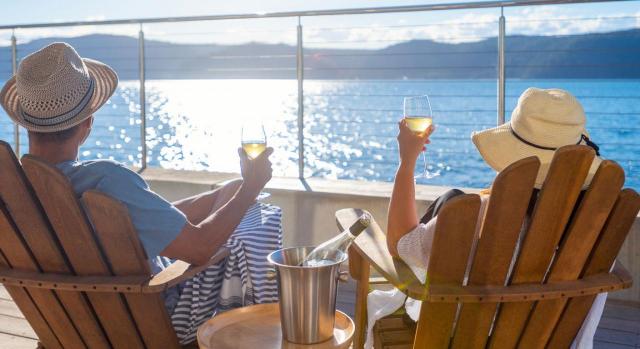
[170,202,282,344]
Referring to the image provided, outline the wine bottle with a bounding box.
[300,213,372,267]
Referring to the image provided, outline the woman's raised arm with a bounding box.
[387,120,433,257]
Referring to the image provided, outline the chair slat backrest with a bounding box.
[0,141,107,348]
[21,155,147,348]
[488,145,596,348]
[547,188,640,347]
[0,218,63,349]
[83,190,181,348]
[413,194,480,348]
[450,156,539,349]
[518,160,624,347]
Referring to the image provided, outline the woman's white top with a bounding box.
[365,195,606,349]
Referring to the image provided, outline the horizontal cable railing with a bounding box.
[0,0,639,191]
[305,93,640,99]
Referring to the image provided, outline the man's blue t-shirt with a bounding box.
[56,159,187,270]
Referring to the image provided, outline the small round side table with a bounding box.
[197,303,354,349]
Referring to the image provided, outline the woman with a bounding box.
[370,88,605,349]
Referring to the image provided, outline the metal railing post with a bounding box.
[11,31,19,156]
[296,17,305,179]
[138,24,147,170]
[497,7,506,125]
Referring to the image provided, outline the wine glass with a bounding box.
[241,123,267,160]
[404,95,439,179]
[241,122,271,200]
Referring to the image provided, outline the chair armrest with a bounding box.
[336,209,632,304]
[144,247,230,292]
[336,208,423,295]
[407,262,632,303]
[0,269,150,293]
[0,247,231,294]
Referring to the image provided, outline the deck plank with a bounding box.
[602,301,640,322]
[594,328,639,346]
[591,341,635,349]
[0,297,26,319]
[0,314,37,339]
[0,286,11,301]
[598,317,640,334]
[0,332,38,349]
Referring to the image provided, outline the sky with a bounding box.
[0,0,639,48]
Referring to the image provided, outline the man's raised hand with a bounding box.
[238,147,274,196]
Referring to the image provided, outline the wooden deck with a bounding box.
[0,284,637,348]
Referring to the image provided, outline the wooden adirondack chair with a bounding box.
[0,140,230,349]
[337,145,638,349]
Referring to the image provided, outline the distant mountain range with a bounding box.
[1,29,639,79]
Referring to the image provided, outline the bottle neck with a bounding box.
[348,221,368,237]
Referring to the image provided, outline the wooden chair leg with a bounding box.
[353,270,370,349]
[349,246,370,349]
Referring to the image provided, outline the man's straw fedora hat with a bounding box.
[0,42,118,133]
[472,87,602,188]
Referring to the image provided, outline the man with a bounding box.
[0,42,281,344]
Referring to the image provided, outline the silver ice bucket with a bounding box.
[267,246,347,344]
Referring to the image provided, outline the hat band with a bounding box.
[20,78,94,127]
[510,125,600,156]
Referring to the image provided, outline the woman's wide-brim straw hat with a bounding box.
[472,87,602,188]
[0,42,118,133]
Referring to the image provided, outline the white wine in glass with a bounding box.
[242,142,267,159]
[404,95,439,179]
[241,122,271,200]
[241,123,267,160]
[405,117,433,134]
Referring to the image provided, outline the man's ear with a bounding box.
[79,116,94,145]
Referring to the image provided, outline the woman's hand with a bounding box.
[397,119,434,166]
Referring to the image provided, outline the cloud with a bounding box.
[84,15,107,21]
[303,8,640,48]
[506,7,639,36]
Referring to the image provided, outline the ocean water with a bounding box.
[0,79,638,190]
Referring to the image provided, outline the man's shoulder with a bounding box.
[76,159,131,174]
[74,159,144,184]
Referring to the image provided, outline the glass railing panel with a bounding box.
[505,5,640,190]
[0,30,16,150]
[301,9,500,189]
[143,18,299,176]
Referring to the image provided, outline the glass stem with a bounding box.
[422,151,428,177]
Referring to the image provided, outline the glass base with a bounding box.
[415,170,441,180]
[257,191,271,200]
